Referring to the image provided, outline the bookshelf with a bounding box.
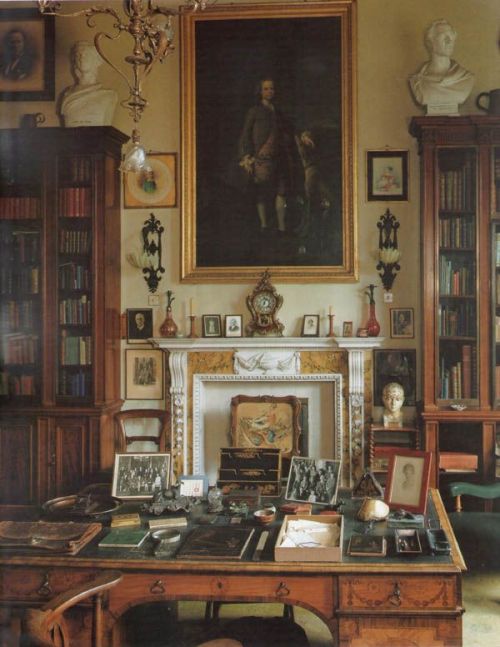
[410,116,500,505]
[0,127,127,516]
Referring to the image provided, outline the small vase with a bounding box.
[366,303,380,337]
[159,306,178,338]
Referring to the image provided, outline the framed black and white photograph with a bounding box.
[202,314,222,338]
[342,321,353,337]
[301,314,319,337]
[367,150,408,202]
[373,349,417,406]
[224,314,243,338]
[0,8,54,101]
[126,308,153,343]
[179,475,209,498]
[125,349,164,400]
[285,456,340,505]
[180,2,356,283]
[390,307,414,339]
[112,452,170,500]
[384,450,431,514]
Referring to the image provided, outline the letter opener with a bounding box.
[252,530,269,561]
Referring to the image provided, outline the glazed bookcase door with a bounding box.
[492,146,500,408]
[56,154,94,402]
[437,147,478,404]
[0,151,43,404]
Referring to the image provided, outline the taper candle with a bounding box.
[190,298,194,316]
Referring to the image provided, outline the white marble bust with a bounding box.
[382,382,404,427]
[59,41,117,127]
[409,19,474,116]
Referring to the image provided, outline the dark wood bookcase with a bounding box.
[0,127,127,517]
[410,116,500,505]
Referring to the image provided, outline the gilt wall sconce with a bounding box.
[126,213,165,293]
[376,208,401,291]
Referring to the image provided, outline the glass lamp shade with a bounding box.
[119,129,147,172]
[378,247,401,265]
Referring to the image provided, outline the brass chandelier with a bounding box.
[38,0,211,171]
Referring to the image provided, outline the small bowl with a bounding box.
[254,508,276,525]
[449,403,467,412]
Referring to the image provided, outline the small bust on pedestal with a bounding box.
[59,40,117,127]
[409,19,474,116]
[382,382,404,428]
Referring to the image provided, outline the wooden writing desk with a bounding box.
[0,490,465,646]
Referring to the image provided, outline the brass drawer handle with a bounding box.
[389,582,401,607]
[150,580,165,594]
[37,573,52,598]
[276,581,290,597]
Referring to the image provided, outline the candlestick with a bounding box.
[327,313,335,337]
[190,297,194,316]
[188,315,198,338]
[329,305,333,316]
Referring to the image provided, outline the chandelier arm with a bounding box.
[94,31,132,90]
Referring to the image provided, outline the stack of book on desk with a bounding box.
[0,521,102,555]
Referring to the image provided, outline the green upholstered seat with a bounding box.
[448,481,500,511]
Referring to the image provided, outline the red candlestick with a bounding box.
[188,315,198,338]
[327,314,335,337]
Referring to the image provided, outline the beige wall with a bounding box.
[1,0,498,403]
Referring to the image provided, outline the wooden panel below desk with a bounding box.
[339,616,462,647]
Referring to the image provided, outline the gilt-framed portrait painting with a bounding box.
[180,2,356,283]
[0,8,55,101]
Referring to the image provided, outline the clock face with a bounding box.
[254,292,277,315]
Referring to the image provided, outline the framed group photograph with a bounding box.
[125,349,164,400]
[366,150,409,202]
[285,456,341,505]
[112,452,170,500]
[301,314,319,337]
[0,8,54,101]
[126,308,153,343]
[390,307,414,339]
[384,450,432,514]
[123,153,177,208]
[180,2,356,283]
[225,314,243,338]
[202,314,222,337]
[230,395,301,459]
[373,349,417,406]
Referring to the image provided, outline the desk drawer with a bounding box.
[0,567,96,601]
[338,575,459,611]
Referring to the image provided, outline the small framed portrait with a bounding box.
[390,307,414,339]
[0,9,55,101]
[367,150,408,202]
[126,308,153,343]
[112,452,170,500]
[225,315,243,338]
[125,349,164,400]
[285,456,341,506]
[373,349,417,406]
[342,321,353,337]
[301,314,319,337]
[384,450,432,514]
[202,314,222,338]
[123,152,177,208]
[178,474,209,498]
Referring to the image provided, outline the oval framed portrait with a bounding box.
[124,152,177,208]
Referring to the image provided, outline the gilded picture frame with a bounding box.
[230,394,302,459]
[180,2,357,283]
[0,8,55,101]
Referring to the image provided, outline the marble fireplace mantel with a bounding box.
[151,336,384,486]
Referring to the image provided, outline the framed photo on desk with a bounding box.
[112,452,170,500]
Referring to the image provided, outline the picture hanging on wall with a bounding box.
[124,153,177,208]
[366,150,408,201]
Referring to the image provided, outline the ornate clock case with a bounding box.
[245,271,285,337]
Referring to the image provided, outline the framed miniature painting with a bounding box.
[180,2,356,282]
[230,394,302,459]
[0,8,55,101]
[123,153,177,208]
[126,308,153,343]
[125,349,164,400]
[367,150,408,201]
[285,456,341,505]
[390,307,414,339]
[225,315,243,338]
[202,314,222,338]
[112,452,170,500]
[301,314,319,337]
[384,450,431,514]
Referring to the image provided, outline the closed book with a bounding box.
[98,527,149,548]
[110,513,141,528]
[176,526,255,560]
[461,344,471,399]
[348,534,386,557]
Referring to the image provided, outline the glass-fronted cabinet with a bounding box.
[411,116,500,502]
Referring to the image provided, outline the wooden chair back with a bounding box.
[114,409,170,453]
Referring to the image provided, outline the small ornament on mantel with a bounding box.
[364,284,380,337]
[159,290,178,337]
